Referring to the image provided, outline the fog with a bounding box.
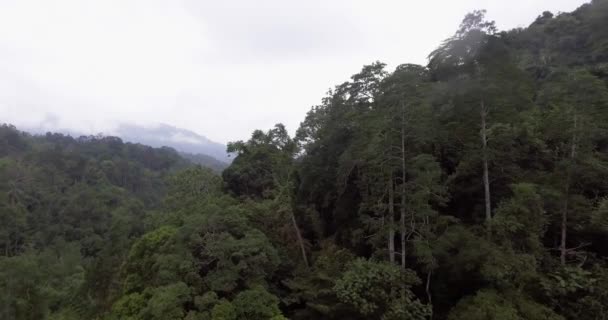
[0,0,588,143]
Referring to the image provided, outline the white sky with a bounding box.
[0,0,589,144]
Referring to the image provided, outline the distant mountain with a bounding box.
[115,123,230,163]
[19,122,230,170]
[179,151,228,172]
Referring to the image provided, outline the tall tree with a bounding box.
[537,68,608,265]
[429,10,498,229]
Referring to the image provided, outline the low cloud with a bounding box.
[0,0,588,144]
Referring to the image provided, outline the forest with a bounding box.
[1,1,608,319]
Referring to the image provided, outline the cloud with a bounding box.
[182,1,364,61]
[0,0,590,144]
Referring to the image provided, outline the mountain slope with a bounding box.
[179,151,228,172]
[115,123,230,163]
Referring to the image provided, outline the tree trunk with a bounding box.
[561,114,577,265]
[290,209,309,268]
[401,196,406,269]
[426,270,433,305]
[400,104,407,269]
[480,100,492,232]
[388,176,395,263]
[560,192,569,265]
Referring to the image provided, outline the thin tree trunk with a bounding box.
[381,200,385,244]
[401,199,406,269]
[561,114,577,265]
[426,270,433,305]
[480,100,492,232]
[400,103,407,269]
[388,176,395,264]
[290,209,309,268]
[561,190,569,265]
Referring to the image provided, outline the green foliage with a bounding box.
[143,283,191,320]
[211,300,237,320]
[283,242,356,319]
[223,124,296,199]
[539,265,608,319]
[448,290,562,320]
[232,286,284,320]
[0,253,50,320]
[166,166,223,207]
[334,259,430,319]
[111,292,146,320]
[493,183,547,255]
[590,197,608,232]
[122,226,180,293]
[180,204,281,293]
[103,174,289,318]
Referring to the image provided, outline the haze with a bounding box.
[0,0,588,144]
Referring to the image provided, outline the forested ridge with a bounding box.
[2,1,608,319]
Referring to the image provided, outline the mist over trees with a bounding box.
[2,1,608,319]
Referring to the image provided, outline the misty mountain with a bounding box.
[114,123,230,163]
[179,151,228,172]
[20,122,230,169]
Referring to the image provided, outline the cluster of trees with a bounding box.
[0,126,195,319]
[2,1,608,319]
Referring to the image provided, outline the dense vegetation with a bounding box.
[179,152,228,173]
[2,1,608,319]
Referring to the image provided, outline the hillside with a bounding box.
[22,122,230,170]
[179,151,228,172]
[115,123,230,163]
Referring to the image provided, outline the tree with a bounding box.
[232,286,285,320]
[224,124,309,267]
[429,10,500,231]
[447,289,562,320]
[537,68,608,265]
[334,258,430,319]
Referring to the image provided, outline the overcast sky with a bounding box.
[0,0,589,144]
